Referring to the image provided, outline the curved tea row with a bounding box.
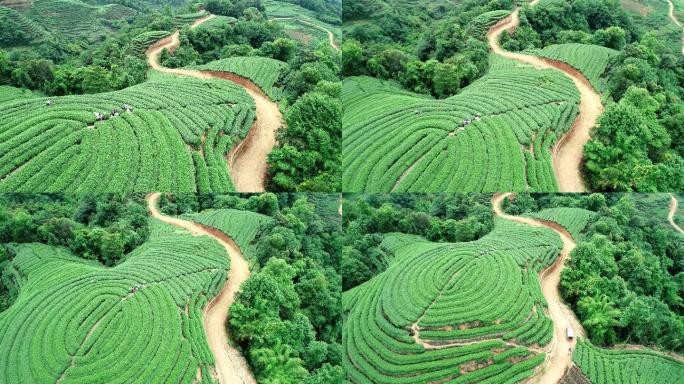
[342,57,579,193]
[0,219,228,383]
[0,76,255,192]
[342,219,563,383]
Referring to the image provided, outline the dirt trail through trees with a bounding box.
[147,14,282,192]
[147,193,256,384]
[270,17,339,50]
[668,0,684,54]
[487,1,603,192]
[669,193,684,234]
[492,193,585,384]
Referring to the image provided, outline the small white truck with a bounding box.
[566,326,575,340]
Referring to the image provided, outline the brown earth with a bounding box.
[147,193,256,384]
[486,1,603,192]
[146,14,282,192]
[492,193,586,384]
[668,193,684,234]
[668,0,684,54]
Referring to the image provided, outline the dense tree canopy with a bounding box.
[341,0,516,98]
[159,193,342,383]
[503,0,684,192]
[0,5,182,95]
[504,193,684,353]
[268,83,341,191]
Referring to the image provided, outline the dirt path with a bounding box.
[487,2,603,192]
[147,193,256,384]
[147,15,282,192]
[492,193,585,384]
[270,17,339,50]
[668,0,684,54]
[669,193,684,234]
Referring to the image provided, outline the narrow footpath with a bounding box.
[147,15,282,192]
[492,193,585,383]
[147,193,256,384]
[487,1,603,192]
[668,0,684,54]
[669,193,684,234]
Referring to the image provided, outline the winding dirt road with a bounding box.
[147,15,282,192]
[492,193,585,383]
[487,1,603,192]
[668,0,684,54]
[669,193,684,234]
[271,17,339,50]
[147,193,256,384]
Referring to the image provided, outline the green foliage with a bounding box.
[0,219,229,383]
[0,194,148,266]
[205,0,265,18]
[510,0,684,192]
[341,193,495,290]
[195,15,239,31]
[0,6,48,47]
[574,339,684,383]
[0,75,255,192]
[264,0,341,26]
[28,0,138,41]
[129,30,171,53]
[178,194,342,382]
[507,0,638,50]
[268,88,341,192]
[584,86,683,192]
[342,61,580,192]
[0,85,38,103]
[507,193,684,353]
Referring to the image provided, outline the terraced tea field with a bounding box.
[342,218,564,383]
[343,0,609,193]
[0,75,255,192]
[264,0,341,49]
[0,219,229,383]
[573,339,684,383]
[342,61,580,193]
[0,0,137,45]
[0,5,48,46]
[148,193,257,384]
[525,207,597,240]
[129,30,172,54]
[466,10,511,36]
[184,208,272,260]
[195,57,288,100]
[530,44,619,92]
[147,14,284,193]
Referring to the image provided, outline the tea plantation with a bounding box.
[0,75,256,192]
[0,219,229,383]
[342,56,580,193]
[343,218,564,383]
